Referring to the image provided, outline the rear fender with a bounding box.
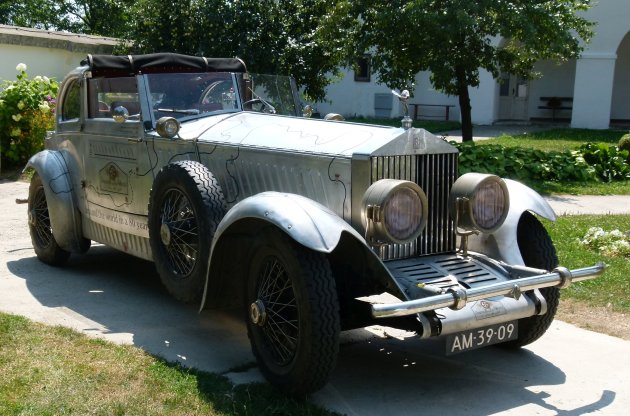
[467,179,556,265]
[25,150,86,252]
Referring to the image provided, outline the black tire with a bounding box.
[503,211,559,348]
[246,231,340,396]
[28,173,71,266]
[148,161,226,303]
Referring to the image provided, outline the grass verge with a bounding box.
[546,214,630,312]
[0,313,336,416]
[484,128,626,152]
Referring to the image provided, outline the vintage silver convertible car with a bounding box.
[26,53,603,395]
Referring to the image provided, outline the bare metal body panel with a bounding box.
[28,61,602,353]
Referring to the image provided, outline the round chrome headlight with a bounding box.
[362,179,428,244]
[448,173,509,233]
[156,116,181,139]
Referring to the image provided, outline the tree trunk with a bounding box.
[456,65,474,142]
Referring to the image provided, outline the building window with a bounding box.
[354,55,371,82]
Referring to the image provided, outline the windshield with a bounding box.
[146,72,238,122]
[240,73,299,117]
[144,72,300,125]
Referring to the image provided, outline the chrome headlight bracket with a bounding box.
[449,173,510,254]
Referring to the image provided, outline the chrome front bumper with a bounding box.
[372,263,605,319]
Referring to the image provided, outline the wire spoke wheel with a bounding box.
[27,173,70,266]
[246,232,340,396]
[30,186,53,249]
[159,188,199,277]
[252,256,299,366]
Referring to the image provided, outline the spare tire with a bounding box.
[148,161,226,303]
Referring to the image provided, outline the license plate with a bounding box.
[446,321,518,355]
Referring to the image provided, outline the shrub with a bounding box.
[578,142,630,182]
[454,141,596,183]
[579,227,630,258]
[0,64,58,167]
[618,133,630,164]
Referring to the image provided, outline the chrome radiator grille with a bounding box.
[371,153,458,260]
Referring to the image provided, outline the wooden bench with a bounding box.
[410,103,455,121]
[538,96,572,121]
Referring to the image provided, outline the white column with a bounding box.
[571,53,617,129]
[469,69,498,125]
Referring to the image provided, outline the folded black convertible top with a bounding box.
[82,53,247,77]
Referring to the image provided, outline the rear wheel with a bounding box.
[28,173,70,266]
[246,231,340,396]
[503,211,559,348]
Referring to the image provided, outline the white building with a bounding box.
[319,0,630,129]
[0,25,117,83]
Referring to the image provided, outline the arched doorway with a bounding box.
[611,31,630,125]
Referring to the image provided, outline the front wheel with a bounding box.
[502,211,560,348]
[246,232,340,396]
[28,173,70,266]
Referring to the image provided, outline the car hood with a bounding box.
[176,112,457,158]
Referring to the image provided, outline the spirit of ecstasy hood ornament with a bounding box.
[392,89,412,130]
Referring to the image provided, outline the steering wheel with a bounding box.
[242,98,275,114]
[199,80,232,107]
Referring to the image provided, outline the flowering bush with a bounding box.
[0,63,58,167]
[579,227,630,258]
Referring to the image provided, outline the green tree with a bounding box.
[121,0,343,101]
[326,0,593,141]
[0,0,128,37]
[0,0,67,29]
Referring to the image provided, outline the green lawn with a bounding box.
[0,313,335,416]
[546,215,630,312]
[482,128,626,152]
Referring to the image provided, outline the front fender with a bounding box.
[200,192,384,309]
[467,179,556,265]
[25,150,86,253]
[214,191,365,253]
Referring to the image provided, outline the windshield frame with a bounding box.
[141,72,241,129]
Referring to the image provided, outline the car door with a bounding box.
[82,76,154,238]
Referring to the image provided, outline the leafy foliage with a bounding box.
[324,0,594,141]
[0,64,58,166]
[0,0,129,36]
[118,0,343,101]
[578,143,630,182]
[619,133,630,163]
[455,141,595,182]
[455,140,630,185]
